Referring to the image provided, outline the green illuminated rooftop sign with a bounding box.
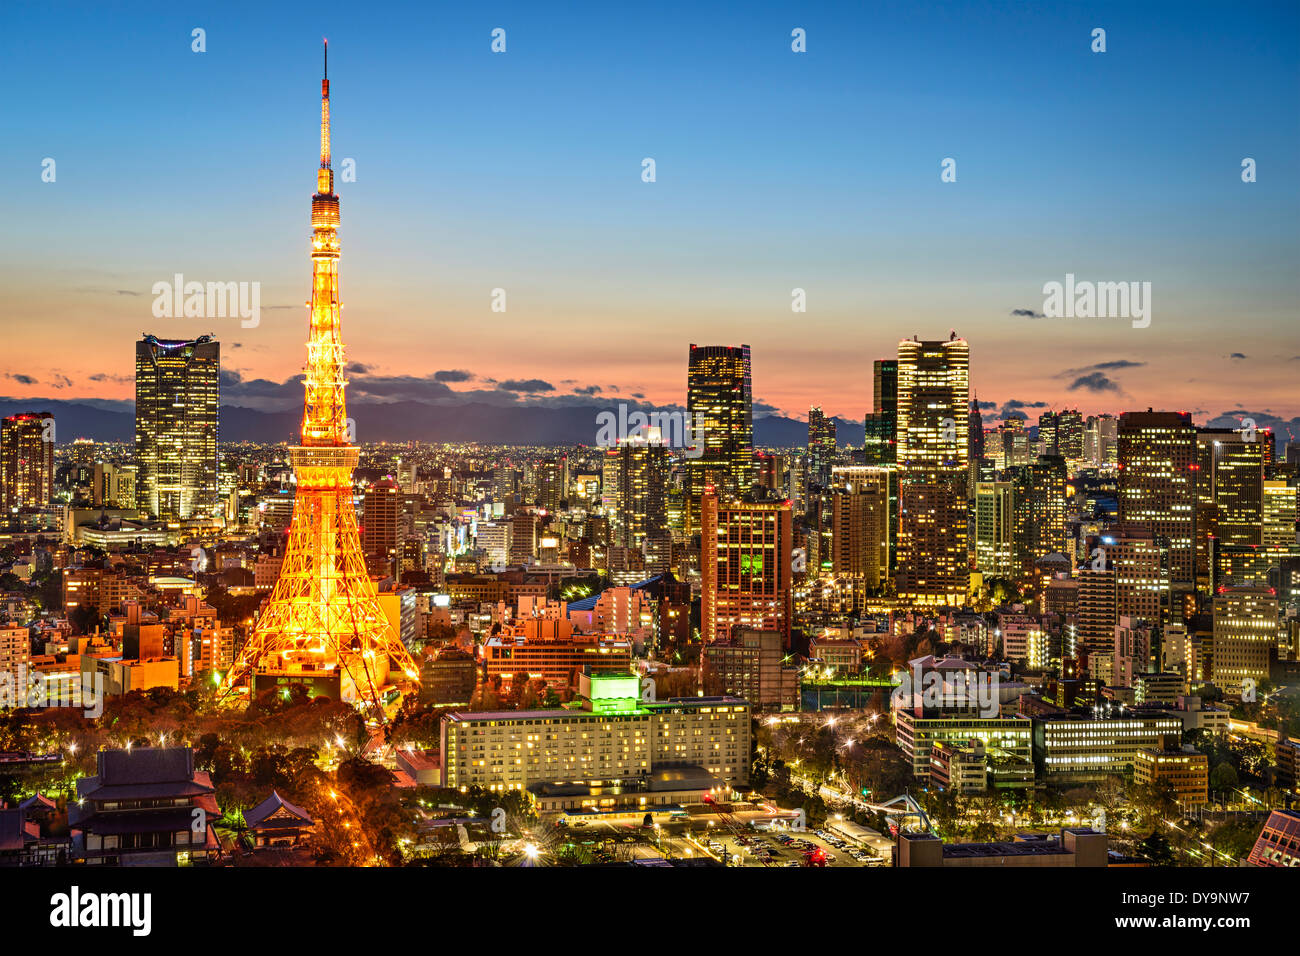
[588,673,640,701]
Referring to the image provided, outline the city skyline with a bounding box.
[2,0,1298,435]
[0,3,1298,897]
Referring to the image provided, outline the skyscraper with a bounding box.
[895,335,970,604]
[536,458,567,513]
[134,334,220,523]
[362,478,401,576]
[1011,455,1069,585]
[863,358,898,467]
[700,486,792,646]
[1212,586,1278,697]
[896,336,969,470]
[1,412,55,511]
[603,426,668,551]
[896,474,969,605]
[807,406,837,489]
[1194,427,1269,587]
[829,466,890,588]
[1263,480,1298,548]
[1085,414,1119,468]
[224,49,419,710]
[974,480,1014,579]
[1117,411,1196,587]
[686,344,753,532]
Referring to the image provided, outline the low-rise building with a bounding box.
[894,711,1032,778]
[71,746,219,866]
[704,628,799,711]
[440,673,750,805]
[897,828,1109,868]
[1134,748,1209,808]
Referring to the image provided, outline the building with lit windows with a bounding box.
[1032,711,1184,783]
[894,335,970,605]
[807,406,837,489]
[362,477,401,576]
[896,336,969,471]
[1,412,55,511]
[1116,410,1195,587]
[1194,427,1269,587]
[71,747,220,866]
[1263,480,1297,549]
[700,486,792,646]
[483,619,632,692]
[134,334,220,524]
[974,480,1014,579]
[602,428,668,551]
[1211,586,1278,696]
[685,344,753,533]
[893,711,1032,778]
[1011,456,1068,586]
[703,628,799,710]
[1133,747,1209,808]
[1084,414,1118,468]
[439,673,751,802]
[829,466,890,588]
[863,358,898,468]
[896,472,969,605]
[929,739,989,793]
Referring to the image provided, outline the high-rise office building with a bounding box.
[1040,409,1084,465]
[362,478,401,575]
[974,480,1014,579]
[536,458,567,513]
[603,427,668,551]
[510,510,537,565]
[896,336,970,605]
[896,473,969,605]
[700,486,792,646]
[1194,428,1269,587]
[1263,480,1297,548]
[807,406,837,489]
[896,336,969,470]
[1212,586,1278,696]
[1011,455,1069,584]
[686,344,754,534]
[1117,411,1196,587]
[135,334,220,523]
[1,412,55,511]
[863,358,898,467]
[1084,414,1119,468]
[829,466,890,588]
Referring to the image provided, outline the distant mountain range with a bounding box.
[0,399,866,448]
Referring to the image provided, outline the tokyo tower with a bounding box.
[223,43,420,713]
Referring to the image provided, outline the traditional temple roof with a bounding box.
[244,790,313,831]
[76,747,216,803]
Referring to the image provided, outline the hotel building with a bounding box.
[440,673,751,804]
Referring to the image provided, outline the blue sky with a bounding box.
[1,0,1297,432]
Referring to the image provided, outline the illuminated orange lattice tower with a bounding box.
[224,44,419,712]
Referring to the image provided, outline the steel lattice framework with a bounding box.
[223,44,420,713]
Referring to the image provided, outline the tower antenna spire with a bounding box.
[319,39,332,176]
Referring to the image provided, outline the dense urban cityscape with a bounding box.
[0,4,1296,939]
